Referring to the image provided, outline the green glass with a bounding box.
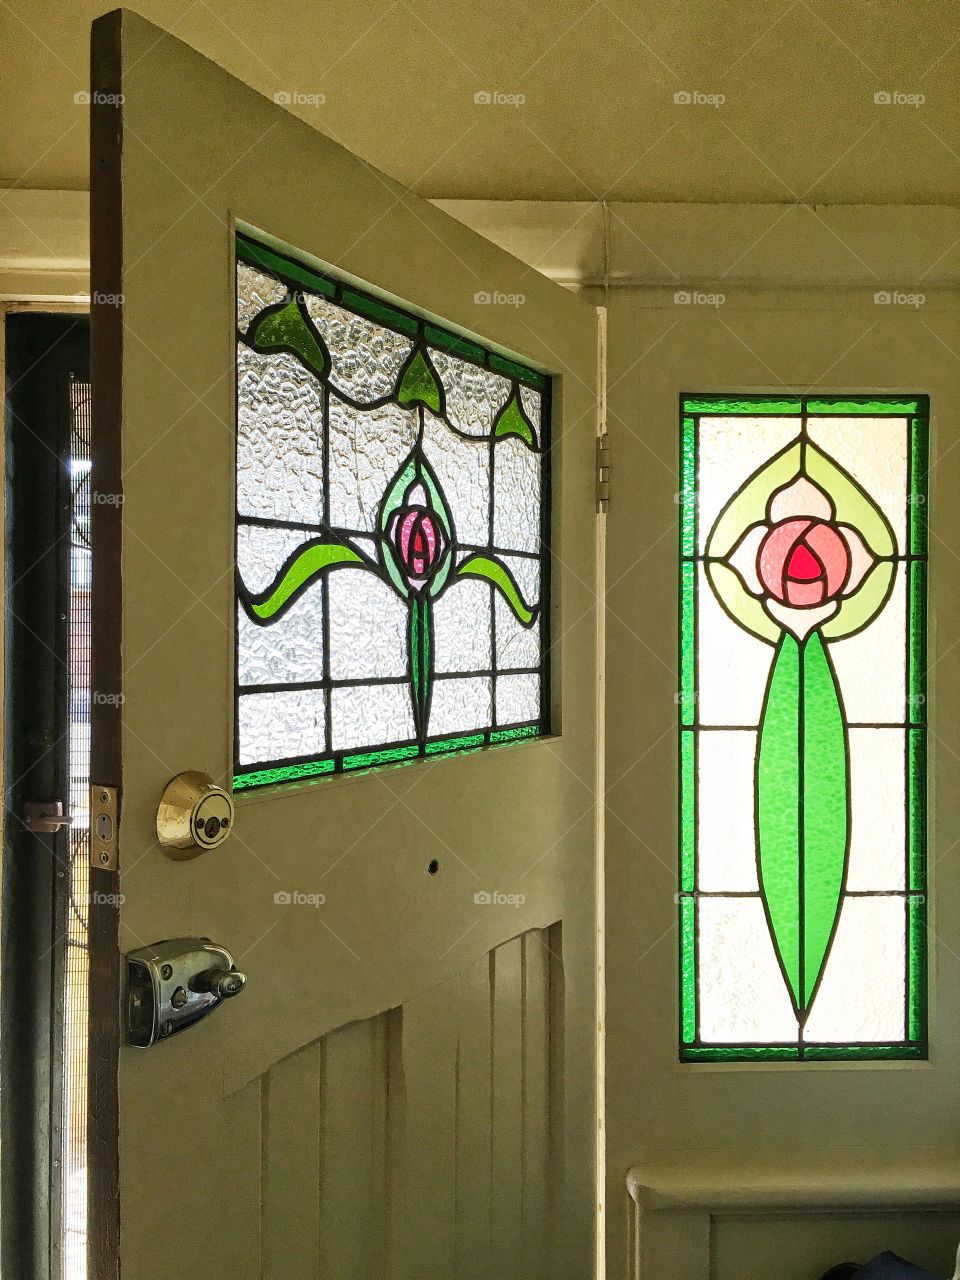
[910,414,929,555]
[342,288,419,337]
[489,352,546,390]
[806,397,921,416]
[679,393,928,1063]
[681,416,696,557]
[490,724,541,744]
[680,732,695,893]
[682,1046,800,1062]
[425,733,486,755]
[424,324,487,364]
[233,757,336,790]
[680,894,696,1044]
[680,561,695,726]
[236,233,337,298]
[908,730,927,892]
[909,894,927,1042]
[343,745,421,771]
[681,395,802,415]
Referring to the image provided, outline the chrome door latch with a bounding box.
[22,799,72,833]
[126,938,246,1047]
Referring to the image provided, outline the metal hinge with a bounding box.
[597,432,611,513]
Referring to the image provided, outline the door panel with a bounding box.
[89,12,598,1279]
[224,927,558,1279]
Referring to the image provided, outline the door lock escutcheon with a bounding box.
[126,938,246,1047]
[156,771,234,858]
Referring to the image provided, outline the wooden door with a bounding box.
[89,11,601,1279]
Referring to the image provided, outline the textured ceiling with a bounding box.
[2,0,960,202]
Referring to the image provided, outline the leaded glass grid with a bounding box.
[233,232,550,790]
[678,394,928,1062]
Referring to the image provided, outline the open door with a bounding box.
[89,11,600,1279]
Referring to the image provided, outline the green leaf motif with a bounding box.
[756,630,848,1015]
[242,541,365,621]
[456,554,538,626]
[493,388,538,449]
[249,299,329,380]
[396,347,443,414]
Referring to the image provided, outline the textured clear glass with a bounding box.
[496,672,540,726]
[422,413,490,545]
[433,577,492,673]
[235,233,549,787]
[328,397,419,532]
[432,350,512,436]
[327,570,408,680]
[493,439,541,553]
[305,294,413,402]
[494,555,541,670]
[429,676,493,737]
[237,348,325,524]
[237,262,287,333]
[238,689,326,765]
[681,397,925,1061]
[331,682,414,752]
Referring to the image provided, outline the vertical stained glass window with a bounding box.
[233,232,550,790]
[679,394,928,1062]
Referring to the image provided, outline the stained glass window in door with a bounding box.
[234,232,550,789]
[679,395,928,1061]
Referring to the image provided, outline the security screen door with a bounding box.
[88,11,600,1280]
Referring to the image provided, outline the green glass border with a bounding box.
[236,230,546,388]
[909,894,927,1041]
[680,395,802,415]
[806,396,921,416]
[233,724,544,791]
[680,895,696,1044]
[680,733,695,892]
[679,393,928,1064]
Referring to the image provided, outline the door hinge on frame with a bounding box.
[597,432,611,513]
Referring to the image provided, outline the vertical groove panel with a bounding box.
[250,926,559,1279]
[319,1015,390,1277]
[224,1079,263,1279]
[262,1042,321,1280]
[521,932,552,1279]
[491,936,524,1275]
[454,951,495,1278]
[392,979,460,1276]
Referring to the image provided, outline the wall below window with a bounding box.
[437,199,960,1280]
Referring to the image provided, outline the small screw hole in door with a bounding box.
[427,859,439,875]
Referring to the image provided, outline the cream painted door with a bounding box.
[88,12,600,1280]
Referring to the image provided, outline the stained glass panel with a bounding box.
[234,232,550,789]
[679,394,928,1062]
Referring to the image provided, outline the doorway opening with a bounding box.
[3,311,92,1280]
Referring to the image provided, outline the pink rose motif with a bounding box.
[727,476,875,638]
[387,482,447,594]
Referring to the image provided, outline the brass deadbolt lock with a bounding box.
[156,771,234,858]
